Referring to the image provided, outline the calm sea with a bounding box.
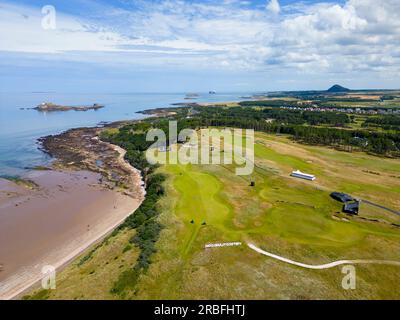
[0,92,251,177]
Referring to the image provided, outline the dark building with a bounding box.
[330,192,354,203]
[331,192,360,215]
[343,201,360,215]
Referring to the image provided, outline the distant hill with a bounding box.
[327,84,350,93]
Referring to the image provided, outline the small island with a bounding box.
[34,102,105,112]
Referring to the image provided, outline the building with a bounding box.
[330,192,354,203]
[330,191,360,215]
[290,170,316,181]
[343,201,360,215]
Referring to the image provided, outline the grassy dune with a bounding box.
[28,132,400,300]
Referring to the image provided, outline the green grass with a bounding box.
[168,164,231,256]
[29,131,400,300]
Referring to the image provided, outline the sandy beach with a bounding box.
[0,139,145,300]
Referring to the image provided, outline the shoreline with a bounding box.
[0,125,145,300]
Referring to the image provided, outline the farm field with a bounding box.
[28,132,400,300]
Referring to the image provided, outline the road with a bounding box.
[361,199,400,216]
[248,243,400,270]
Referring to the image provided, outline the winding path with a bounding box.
[247,243,400,270]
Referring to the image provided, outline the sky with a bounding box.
[0,0,399,93]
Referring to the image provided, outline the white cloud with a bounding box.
[0,0,399,78]
[0,3,129,54]
[266,0,281,14]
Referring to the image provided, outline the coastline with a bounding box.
[0,125,145,300]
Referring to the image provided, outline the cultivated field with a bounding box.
[27,132,400,300]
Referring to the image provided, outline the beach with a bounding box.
[0,129,145,300]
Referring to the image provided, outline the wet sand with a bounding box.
[0,168,143,300]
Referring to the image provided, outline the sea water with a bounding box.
[0,92,251,177]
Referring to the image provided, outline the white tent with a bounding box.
[290,170,316,181]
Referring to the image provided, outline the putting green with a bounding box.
[165,164,232,256]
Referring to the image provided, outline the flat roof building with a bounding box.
[330,192,354,203]
[343,201,360,215]
[330,192,360,215]
[290,170,316,181]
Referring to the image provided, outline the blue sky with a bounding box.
[0,0,399,93]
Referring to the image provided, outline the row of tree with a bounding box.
[173,107,400,157]
[197,106,350,126]
[362,115,400,131]
[101,125,166,294]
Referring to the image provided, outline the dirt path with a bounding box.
[248,243,400,270]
